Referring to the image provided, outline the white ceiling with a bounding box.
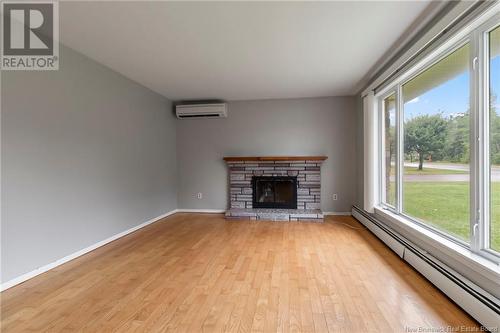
[60,1,431,101]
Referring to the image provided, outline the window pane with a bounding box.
[383,94,396,206]
[402,44,470,242]
[489,25,500,252]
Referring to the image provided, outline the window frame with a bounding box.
[477,17,500,261]
[375,11,500,264]
[378,88,399,211]
[379,38,473,249]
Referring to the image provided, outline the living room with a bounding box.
[1,1,499,332]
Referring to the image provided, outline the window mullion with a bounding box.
[396,85,404,214]
[470,28,487,253]
[478,25,490,252]
[470,30,479,252]
[379,97,386,205]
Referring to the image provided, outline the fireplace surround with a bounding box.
[224,156,327,221]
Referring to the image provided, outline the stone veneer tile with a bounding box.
[289,213,319,219]
[231,202,245,209]
[242,187,252,194]
[299,183,320,188]
[305,202,320,209]
[230,174,245,181]
[275,167,305,171]
[257,213,290,221]
[306,174,321,181]
[297,188,309,195]
[232,181,251,185]
[246,166,275,171]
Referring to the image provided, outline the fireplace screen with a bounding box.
[252,176,297,209]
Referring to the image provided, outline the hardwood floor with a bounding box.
[1,213,478,332]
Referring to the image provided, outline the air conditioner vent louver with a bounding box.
[176,103,227,119]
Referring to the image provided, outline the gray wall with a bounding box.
[176,97,357,212]
[1,45,178,283]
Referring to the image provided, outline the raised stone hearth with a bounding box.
[226,208,324,222]
[224,156,327,222]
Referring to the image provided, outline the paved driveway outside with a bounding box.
[387,162,500,182]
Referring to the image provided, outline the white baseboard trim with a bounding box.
[323,211,352,216]
[0,209,178,292]
[176,209,226,214]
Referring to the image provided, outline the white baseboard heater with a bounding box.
[351,206,500,329]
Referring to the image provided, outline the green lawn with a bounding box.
[388,182,500,251]
[390,166,468,175]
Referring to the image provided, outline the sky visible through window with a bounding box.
[403,55,500,119]
[492,50,500,110]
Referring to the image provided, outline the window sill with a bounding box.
[374,206,500,282]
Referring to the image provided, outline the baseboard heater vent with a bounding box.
[351,205,500,329]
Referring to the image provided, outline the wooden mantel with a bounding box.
[223,156,327,162]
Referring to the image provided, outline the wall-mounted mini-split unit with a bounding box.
[176,103,228,119]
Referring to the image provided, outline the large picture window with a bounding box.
[377,14,500,262]
[402,44,470,242]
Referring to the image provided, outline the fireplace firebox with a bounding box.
[252,176,297,209]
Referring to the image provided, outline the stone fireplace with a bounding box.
[224,156,327,221]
